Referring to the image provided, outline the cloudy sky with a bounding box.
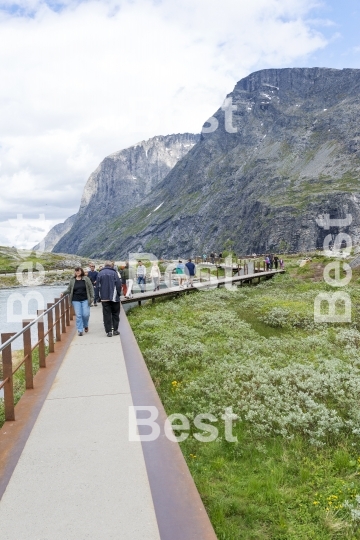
[0,0,359,248]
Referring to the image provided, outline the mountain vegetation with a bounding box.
[53,67,360,260]
[128,255,360,539]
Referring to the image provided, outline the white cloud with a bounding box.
[0,0,328,246]
[0,214,59,250]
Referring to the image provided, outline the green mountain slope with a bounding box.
[72,68,360,258]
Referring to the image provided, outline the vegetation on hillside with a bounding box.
[0,245,105,287]
[128,255,360,539]
[0,245,91,273]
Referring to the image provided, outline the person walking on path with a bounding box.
[87,263,99,305]
[269,253,274,270]
[136,261,147,293]
[97,261,122,337]
[185,258,196,287]
[123,261,134,299]
[176,260,186,288]
[61,267,94,336]
[119,265,127,297]
[274,256,279,270]
[280,258,285,270]
[150,262,161,291]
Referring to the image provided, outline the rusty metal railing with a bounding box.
[0,296,74,422]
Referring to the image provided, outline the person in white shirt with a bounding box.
[150,262,161,291]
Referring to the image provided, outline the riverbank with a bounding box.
[0,272,73,289]
[0,245,106,289]
[0,245,94,273]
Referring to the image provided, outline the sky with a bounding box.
[0,0,359,248]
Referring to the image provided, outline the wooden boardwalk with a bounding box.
[0,307,217,540]
[121,269,284,305]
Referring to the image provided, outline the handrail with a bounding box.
[119,305,217,539]
[0,295,74,423]
[0,296,65,354]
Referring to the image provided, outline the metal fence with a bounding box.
[0,295,73,422]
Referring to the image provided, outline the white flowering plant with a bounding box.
[128,258,360,539]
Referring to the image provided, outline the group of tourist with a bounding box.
[121,258,196,294]
[203,252,222,263]
[61,258,198,337]
[119,260,159,298]
[175,259,196,288]
[264,254,284,270]
[61,261,121,338]
[61,252,285,337]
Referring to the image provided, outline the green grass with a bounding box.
[128,255,360,539]
[0,245,91,274]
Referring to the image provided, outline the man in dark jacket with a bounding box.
[185,259,196,287]
[97,261,122,337]
[87,263,99,305]
[269,253,274,270]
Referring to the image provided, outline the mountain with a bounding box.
[33,214,76,252]
[51,133,200,254]
[78,67,360,259]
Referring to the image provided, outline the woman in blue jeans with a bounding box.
[61,267,94,336]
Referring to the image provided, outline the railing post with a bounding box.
[37,310,46,368]
[1,333,16,421]
[65,295,70,326]
[70,304,75,320]
[60,297,66,334]
[23,320,34,390]
[54,299,61,342]
[47,303,55,353]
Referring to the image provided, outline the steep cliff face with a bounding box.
[52,133,199,254]
[33,214,76,252]
[81,67,360,259]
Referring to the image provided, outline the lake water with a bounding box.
[0,285,66,351]
[0,285,68,398]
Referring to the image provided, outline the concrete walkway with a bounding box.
[0,307,160,540]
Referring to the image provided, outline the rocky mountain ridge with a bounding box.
[48,133,199,254]
[33,214,76,252]
[74,67,360,259]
